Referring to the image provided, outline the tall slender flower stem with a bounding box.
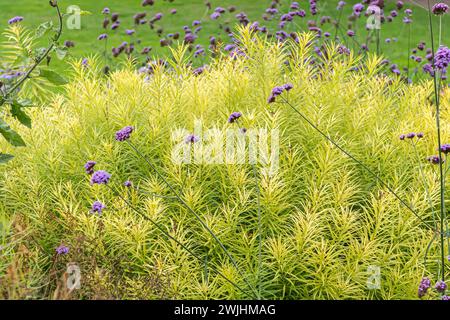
[125,140,258,296]
[105,184,255,298]
[281,97,434,230]
[427,0,446,282]
[252,164,262,299]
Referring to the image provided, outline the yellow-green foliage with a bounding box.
[1,30,450,299]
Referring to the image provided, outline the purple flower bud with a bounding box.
[56,245,69,255]
[91,201,106,215]
[228,112,242,123]
[8,16,24,24]
[115,126,134,142]
[84,161,97,175]
[90,170,111,185]
[435,280,447,293]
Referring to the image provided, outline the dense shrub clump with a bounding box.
[1,31,449,299]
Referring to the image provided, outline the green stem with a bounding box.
[427,0,446,282]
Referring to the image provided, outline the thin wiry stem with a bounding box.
[125,140,258,296]
[411,142,437,230]
[281,97,434,230]
[105,184,255,298]
[427,0,446,282]
[252,164,263,299]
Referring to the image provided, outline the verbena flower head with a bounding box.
[125,29,135,35]
[337,1,346,10]
[115,126,134,141]
[435,46,450,71]
[440,144,450,154]
[406,132,416,139]
[84,161,96,175]
[442,295,450,300]
[90,170,111,185]
[268,84,294,103]
[98,33,108,40]
[8,16,24,24]
[418,277,431,298]
[228,112,242,123]
[399,134,406,140]
[124,180,132,188]
[417,132,424,139]
[102,7,110,14]
[353,3,365,16]
[56,245,69,255]
[91,201,106,215]
[427,155,443,165]
[432,3,449,15]
[435,280,447,293]
[185,134,200,144]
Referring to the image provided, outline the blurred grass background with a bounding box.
[0,0,447,74]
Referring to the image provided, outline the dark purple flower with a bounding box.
[436,280,447,293]
[435,46,450,71]
[399,134,406,140]
[124,180,132,188]
[56,245,69,255]
[84,161,96,175]
[441,144,450,154]
[184,33,197,44]
[185,134,200,144]
[417,132,424,139]
[418,277,432,298]
[8,16,24,24]
[170,9,177,14]
[115,126,134,142]
[432,3,448,15]
[91,201,106,215]
[442,295,450,300]
[406,132,416,139]
[427,155,443,165]
[98,33,108,40]
[396,1,404,9]
[353,3,365,17]
[347,30,355,37]
[90,170,111,185]
[228,112,242,124]
[125,29,135,36]
[210,12,221,20]
[102,7,110,15]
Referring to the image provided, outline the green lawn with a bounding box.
[0,0,448,75]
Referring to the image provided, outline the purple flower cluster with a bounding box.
[267,83,293,103]
[435,280,448,293]
[91,201,106,215]
[56,245,69,255]
[84,161,97,175]
[115,126,134,141]
[8,16,24,24]
[435,46,450,72]
[228,112,242,124]
[185,134,200,144]
[90,170,111,185]
[399,132,423,140]
[427,155,443,165]
[432,3,449,15]
[440,144,450,154]
[418,277,431,298]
